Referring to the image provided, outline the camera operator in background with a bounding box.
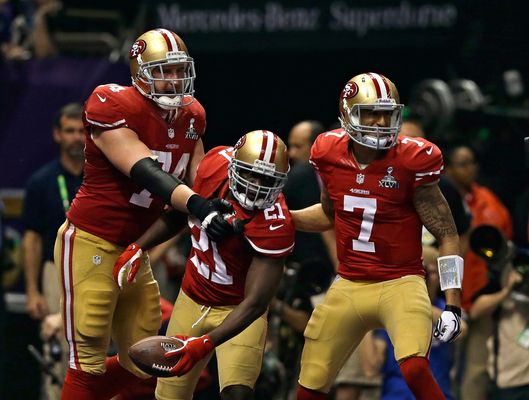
[469,225,529,400]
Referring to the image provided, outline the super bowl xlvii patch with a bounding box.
[379,166,399,189]
[185,118,199,140]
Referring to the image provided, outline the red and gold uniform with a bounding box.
[299,130,443,392]
[156,146,295,400]
[54,83,205,376]
[69,84,205,246]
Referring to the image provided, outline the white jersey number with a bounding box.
[264,202,286,220]
[189,222,233,285]
[129,151,190,208]
[343,195,377,253]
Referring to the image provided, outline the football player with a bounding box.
[53,29,236,399]
[292,73,463,400]
[115,130,295,400]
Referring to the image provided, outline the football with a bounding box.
[128,335,183,377]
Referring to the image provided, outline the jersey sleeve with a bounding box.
[84,85,128,130]
[244,202,295,259]
[402,138,444,188]
[193,146,230,195]
[191,99,207,138]
[309,132,331,172]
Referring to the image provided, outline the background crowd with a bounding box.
[1,0,529,399]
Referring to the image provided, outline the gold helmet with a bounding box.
[129,28,195,109]
[228,130,289,210]
[339,72,404,150]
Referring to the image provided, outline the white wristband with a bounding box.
[437,255,464,291]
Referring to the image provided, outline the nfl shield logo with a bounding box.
[92,255,102,265]
[356,173,365,184]
[168,128,175,139]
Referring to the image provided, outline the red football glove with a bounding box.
[113,243,143,289]
[165,334,215,376]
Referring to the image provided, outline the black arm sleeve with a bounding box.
[130,157,182,205]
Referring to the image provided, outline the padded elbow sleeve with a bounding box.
[130,157,181,205]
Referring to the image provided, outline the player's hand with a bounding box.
[186,195,237,241]
[433,305,462,343]
[41,312,63,341]
[26,291,49,320]
[113,243,142,289]
[165,334,215,376]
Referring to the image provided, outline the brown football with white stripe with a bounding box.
[128,335,183,377]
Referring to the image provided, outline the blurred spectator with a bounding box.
[445,145,513,309]
[287,120,324,165]
[400,118,425,138]
[283,119,336,281]
[470,263,528,400]
[21,102,84,399]
[445,144,513,400]
[2,0,59,60]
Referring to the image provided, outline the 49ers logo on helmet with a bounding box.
[234,135,246,150]
[129,40,147,59]
[342,82,359,99]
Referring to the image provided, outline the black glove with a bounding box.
[186,195,235,242]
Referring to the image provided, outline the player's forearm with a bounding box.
[170,184,195,213]
[291,204,333,232]
[207,296,269,347]
[208,256,284,346]
[22,232,43,293]
[135,209,188,250]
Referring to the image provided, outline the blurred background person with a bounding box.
[400,115,425,138]
[469,224,529,400]
[444,144,513,400]
[21,102,84,399]
[284,120,337,273]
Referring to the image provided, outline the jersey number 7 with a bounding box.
[343,195,377,253]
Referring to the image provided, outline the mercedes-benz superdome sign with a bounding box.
[149,1,459,52]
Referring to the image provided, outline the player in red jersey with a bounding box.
[292,73,463,400]
[53,29,236,400]
[115,130,295,400]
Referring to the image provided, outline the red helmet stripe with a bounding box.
[368,72,389,99]
[260,130,276,163]
[269,133,278,163]
[156,29,179,52]
[259,131,269,161]
[380,75,391,98]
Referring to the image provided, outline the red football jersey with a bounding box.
[67,84,205,246]
[310,130,443,281]
[181,146,295,306]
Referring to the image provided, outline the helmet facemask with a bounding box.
[340,99,403,150]
[134,51,196,110]
[228,158,288,210]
